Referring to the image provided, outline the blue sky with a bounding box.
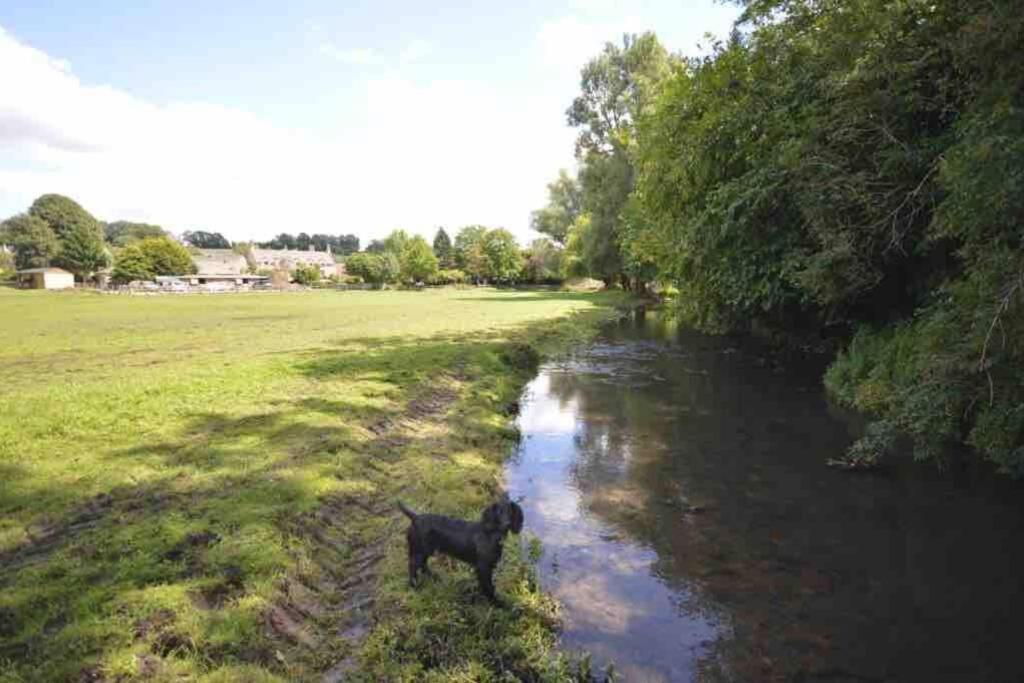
[0,0,739,244]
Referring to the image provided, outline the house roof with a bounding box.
[251,248,336,266]
[17,268,73,275]
[193,249,247,276]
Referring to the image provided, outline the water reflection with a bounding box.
[507,310,1024,682]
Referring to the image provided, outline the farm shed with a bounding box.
[16,268,75,290]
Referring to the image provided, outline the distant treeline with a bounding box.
[257,233,360,255]
[531,0,1024,475]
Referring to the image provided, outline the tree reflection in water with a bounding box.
[507,311,1024,683]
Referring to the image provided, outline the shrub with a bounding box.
[292,263,321,286]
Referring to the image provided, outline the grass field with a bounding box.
[0,287,626,682]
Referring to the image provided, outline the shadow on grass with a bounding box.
[0,304,622,681]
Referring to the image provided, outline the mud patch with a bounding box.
[267,374,466,678]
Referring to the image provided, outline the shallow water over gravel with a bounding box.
[506,309,1024,683]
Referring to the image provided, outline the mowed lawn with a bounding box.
[0,287,623,682]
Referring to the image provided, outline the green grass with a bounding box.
[0,287,626,682]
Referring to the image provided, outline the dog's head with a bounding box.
[481,493,524,535]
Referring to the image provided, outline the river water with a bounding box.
[505,309,1024,683]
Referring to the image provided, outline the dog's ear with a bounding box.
[481,502,501,531]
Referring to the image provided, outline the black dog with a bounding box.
[398,494,524,604]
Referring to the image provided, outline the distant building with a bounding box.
[192,249,248,276]
[251,245,342,278]
[17,268,75,290]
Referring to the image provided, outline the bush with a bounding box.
[427,269,468,286]
[292,263,321,286]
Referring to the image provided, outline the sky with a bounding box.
[0,0,739,245]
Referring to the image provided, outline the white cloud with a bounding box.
[319,44,383,65]
[398,39,433,64]
[0,25,571,244]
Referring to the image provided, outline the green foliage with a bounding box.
[523,238,564,283]
[59,221,110,280]
[0,246,14,277]
[135,237,197,277]
[182,230,231,249]
[2,213,61,270]
[292,263,321,286]
[530,170,582,245]
[559,32,672,287]
[344,252,385,285]
[400,236,439,283]
[103,221,165,246]
[454,226,489,281]
[28,193,100,242]
[381,229,411,256]
[257,233,359,254]
[111,244,155,284]
[482,229,524,283]
[428,268,468,285]
[379,251,401,285]
[432,227,455,268]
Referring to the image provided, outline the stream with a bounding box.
[505,308,1024,682]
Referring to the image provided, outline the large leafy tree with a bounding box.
[530,170,582,245]
[136,237,196,275]
[182,230,231,249]
[432,228,454,268]
[482,229,523,283]
[345,252,384,285]
[2,214,61,270]
[523,238,564,283]
[400,236,439,283]
[381,230,410,256]
[454,226,488,282]
[111,244,155,284]
[60,222,110,281]
[28,194,99,242]
[626,0,1024,473]
[104,221,165,246]
[564,32,671,286]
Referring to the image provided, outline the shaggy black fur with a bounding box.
[397,494,524,604]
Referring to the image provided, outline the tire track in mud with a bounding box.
[266,369,466,681]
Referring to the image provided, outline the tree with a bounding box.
[379,251,401,285]
[365,239,386,254]
[28,194,100,242]
[2,214,61,270]
[381,230,410,256]
[345,252,384,285]
[565,32,671,286]
[523,238,564,283]
[432,228,455,268]
[400,236,439,283]
[453,226,488,277]
[136,237,196,275]
[59,221,110,281]
[104,221,165,246]
[530,170,582,245]
[259,233,297,250]
[111,244,154,284]
[293,263,321,286]
[0,246,14,276]
[337,234,360,255]
[482,229,523,283]
[182,231,231,249]
[295,232,312,250]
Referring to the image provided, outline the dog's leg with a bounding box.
[407,531,421,587]
[476,561,502,606]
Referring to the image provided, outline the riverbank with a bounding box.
[0,288,626,682]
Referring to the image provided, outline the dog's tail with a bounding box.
[396,501,418,520]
